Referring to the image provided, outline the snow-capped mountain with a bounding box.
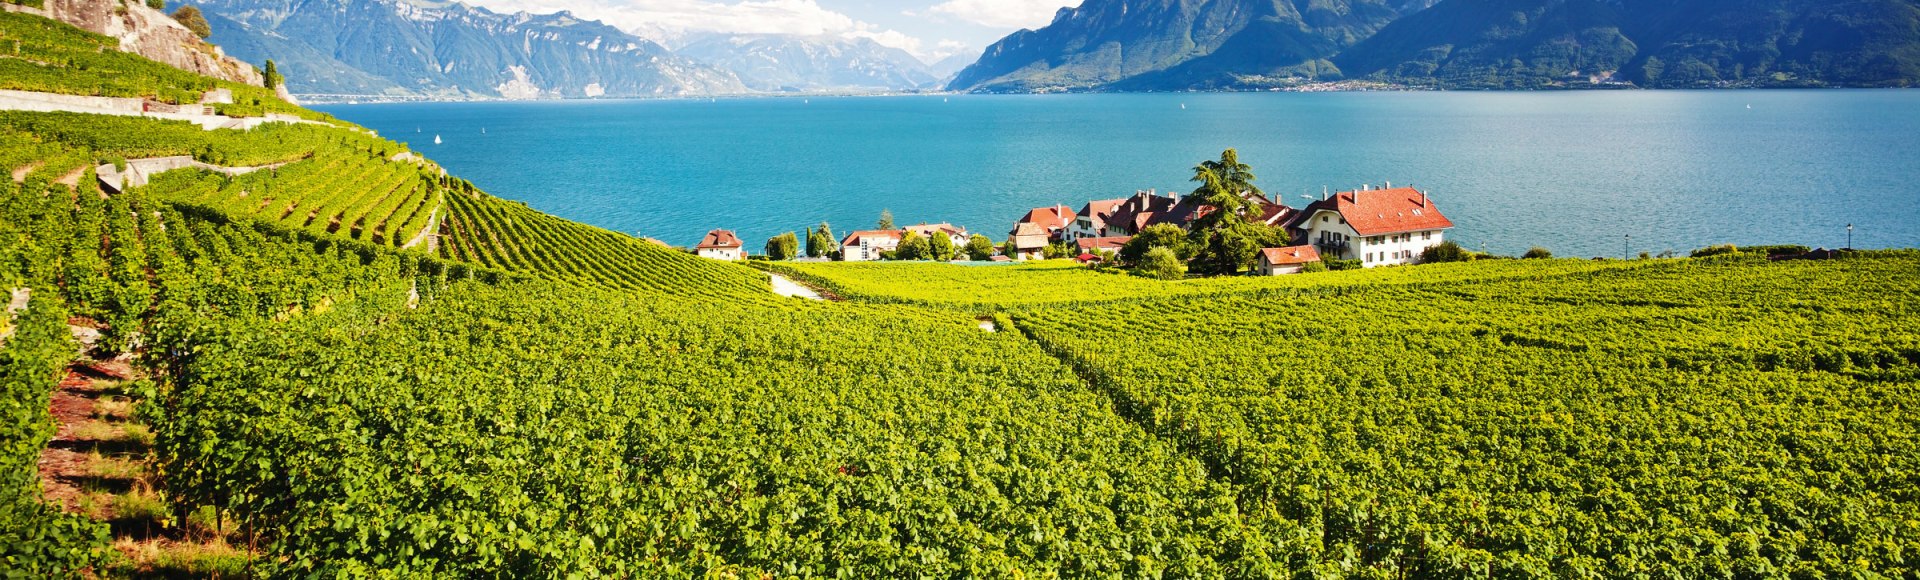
[676,34,942,93]
[198,0,747,99]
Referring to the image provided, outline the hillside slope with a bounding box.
[952,0,1920,91]
[1334,0,1920,88]
[949,0,1408,92]
[677,34,939,92]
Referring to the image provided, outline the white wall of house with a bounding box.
[1300,211,1359,260]
[1354,230,1444,267]
[1066,217,1102,240]
[1258,262,1305,276]
[697,247,743,261]
[843,237,900,261]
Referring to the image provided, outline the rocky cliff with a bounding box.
[35,0,263,86]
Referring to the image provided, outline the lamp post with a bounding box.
[1624,234,1631,260]
[1847,223,1853,249]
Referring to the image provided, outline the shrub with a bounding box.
[170,5,211,39]
[1522,247,1552,259]
[1134,247,1186,280]
[1739,245,1810,256]
[1421,241,1470,263]
[1300,260,1328,273]
[1324,258,1362,271]
[1691,244,1740,258]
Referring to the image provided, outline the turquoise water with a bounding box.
[317,91,1920,257]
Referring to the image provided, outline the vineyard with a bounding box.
[0,10,319,119]
[1011,254,1920,576]
[764,258,1645,311]
[1,112,447,249]
[3,7,1920,577]
[438,189,767,297]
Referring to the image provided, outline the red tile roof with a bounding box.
[904,223,968,239]
[695,229,742,249]
[1074,236,1130,252]
[840,229,903,247]
[1260,245,1321,266]
[1104,191,1178,235]
[1075,199,1125,231]
[1015,204,1076,233]
[1291,186,1453,236]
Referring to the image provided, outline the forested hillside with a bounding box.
[952,0,1920,91]
[3,7,1919,577]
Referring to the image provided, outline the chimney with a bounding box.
[1421,190,1429,207]
[1385,180,1391,189]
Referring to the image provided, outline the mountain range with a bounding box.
[195,0,956,99]
[192,0,1920,97]
[952,0,1920,91]
[198,0,746,98]
[675,34,940,93]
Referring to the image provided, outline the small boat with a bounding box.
[434,135,442,145]
[1746,104,1752,109]
[1181,103,1187,110]
[481,128,487,134]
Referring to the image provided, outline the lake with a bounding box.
[316,91,1920,257]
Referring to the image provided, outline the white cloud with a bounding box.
[925,0,1071,30]
[463,0,944,58]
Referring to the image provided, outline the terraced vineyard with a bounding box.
[0,10,320,119]
[1,111,445,248]
[439,190,766,297]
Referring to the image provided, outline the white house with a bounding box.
[839,229,903,261]
[1286,184,1453,268]
[1256,245,1320,275]
[694,229,744,261]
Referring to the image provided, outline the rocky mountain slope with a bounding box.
[1334,0,1920,88]
[18,0,263,86]
[952,0,1920,91]
[195,0,746,99]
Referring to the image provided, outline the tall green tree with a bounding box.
[765,232,799,260]
[927,231,955,261]
[807,221,837,258]
[263,59,283,90]
[1189,148,1261,200]
[893,230,929,260]
[963,234,994,261]
[1182,149,1287,275]
[876,209,894,231]
[171,5,212,38]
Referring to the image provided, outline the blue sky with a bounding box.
[461,0,1076,63]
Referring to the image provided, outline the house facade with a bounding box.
[1066,199,1124,241]
[1013,204,1076,242]
[1101,190,1178,236]
[1075,236,1130,256]
[694,229,744,261]
[839,229,904,261]
[1257,245,1320,275]
[1287,185,1453,268]
[1006,222,1050,260]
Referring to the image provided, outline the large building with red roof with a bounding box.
[1012,204,1076,241]
[1285,184,1453,267]
[1066,198,1126,241]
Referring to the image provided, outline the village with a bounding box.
[688,179,1456,277]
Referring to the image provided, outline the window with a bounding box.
[1422,231,1432,241]
[1366,252,1373,262]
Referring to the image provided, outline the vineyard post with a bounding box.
[1623,234,1630,260]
